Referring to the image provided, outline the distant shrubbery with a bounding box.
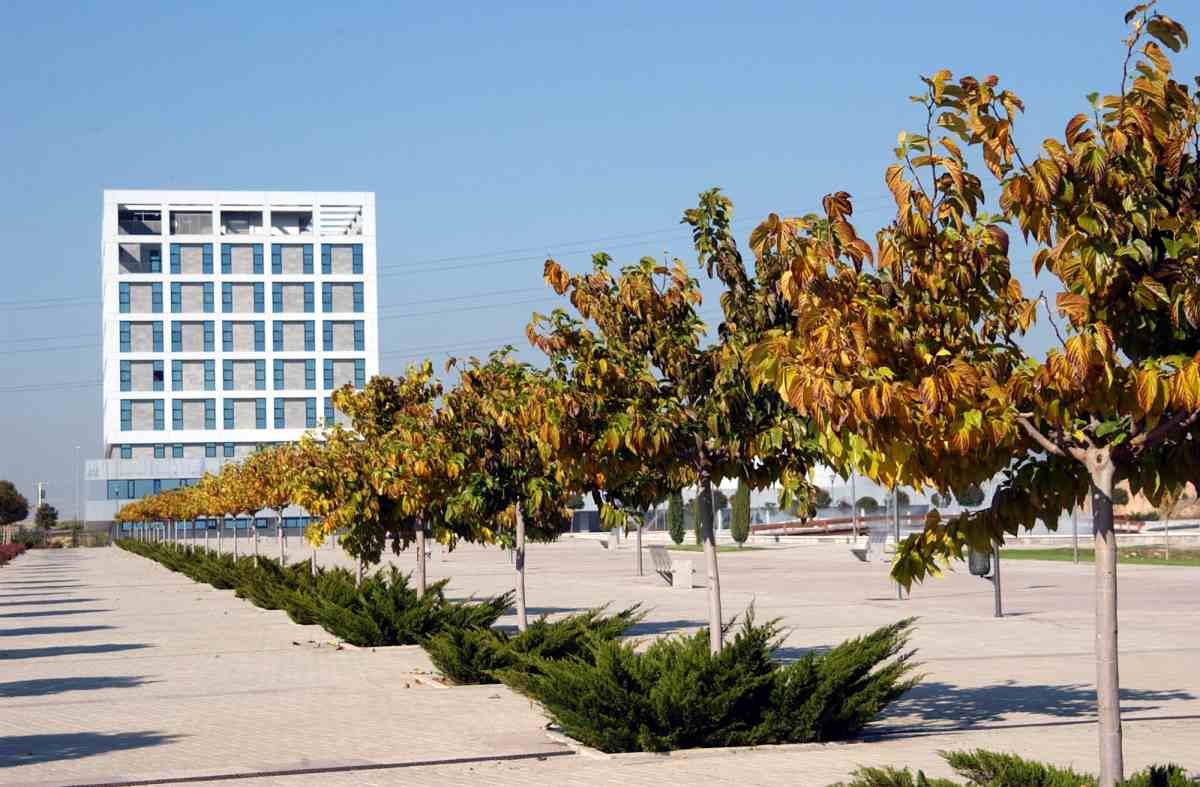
[0,543,27,565]
[116,539,510,647]
[832,749,1198,786]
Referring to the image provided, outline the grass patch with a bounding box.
[666,544,762,552]
[1002,546,1200,567]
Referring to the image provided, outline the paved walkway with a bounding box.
[1,540,1197,786]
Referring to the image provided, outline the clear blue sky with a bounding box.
[1,1,1193,515]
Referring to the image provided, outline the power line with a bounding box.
[5,343,101,355]
[0,332,99,344]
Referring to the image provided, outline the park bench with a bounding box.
[851,526,890,562]
[647,545,693,588]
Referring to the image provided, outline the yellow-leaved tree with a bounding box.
[750,6,1196,783]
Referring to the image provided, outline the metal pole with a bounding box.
[636,509,645,576]
[992,541,1003,618]
[74,444,81,525]
[893,488,903,600]
[1072,507,1079,564]
[850,472,859,539]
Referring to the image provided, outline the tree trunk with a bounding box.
[356,558,363,587]
[415,520,427,596]
[699,477,724,654]
[1164,511,1171,561]
[636,512,644,577]
[1089,458,1123,787]
[253,523,259,564]
[514,506,528,631]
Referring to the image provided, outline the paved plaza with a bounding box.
[1,537,1197,786]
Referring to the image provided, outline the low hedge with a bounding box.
[425,605,644,685]
[116,539,511,647]
[498,611,919,753]
[0,543,27,565]
[833,749,1198,786]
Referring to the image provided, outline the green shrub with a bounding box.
[667,492,685,545]
[730,480,750,546]
[115,539,511,647]
[426,605,643,685]
[498,611,917,753]
[831,750,1198,787]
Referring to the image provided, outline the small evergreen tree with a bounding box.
[730,480,750,546]
[955,483,985,509]
[691,495,702,544]
[856,496,880,513]
[34,503,58,530]
[667,491,685,544]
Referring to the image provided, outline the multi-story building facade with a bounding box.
[84,190,379,527]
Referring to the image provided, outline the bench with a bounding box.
[851,527,891,562]
[647,545,693,589]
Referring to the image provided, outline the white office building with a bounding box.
[85,190,379,527]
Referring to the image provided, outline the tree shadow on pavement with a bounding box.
[0,609,111,619]
[876,680,1196,731]
[0,731,182,767]
[626,619,706,637]
[0,643,150,660]
[0,598,100,607]
[0,625,115,638]
[0,675,154,698]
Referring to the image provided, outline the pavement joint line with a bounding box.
[55,749,577,787]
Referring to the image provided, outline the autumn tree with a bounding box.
[313,365,459,594]
[531,190,824,653]
[435,352,572,630]
[751,7,1194,782]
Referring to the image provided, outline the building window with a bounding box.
[119,444,132,459]
[172,443,184,458]
[224,442,235,458]
[205,443,217,458]
[154,444,165,459]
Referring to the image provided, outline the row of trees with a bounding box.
[116,7,1193,782]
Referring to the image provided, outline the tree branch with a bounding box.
[1016,415,1066,457]
[1125,409,1200,458]
[1040,291,1069,349]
